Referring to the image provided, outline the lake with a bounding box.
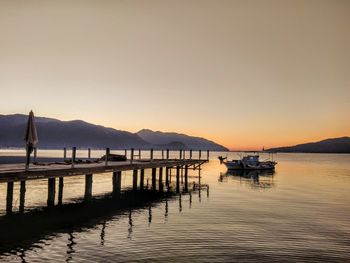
[0,150,349,262]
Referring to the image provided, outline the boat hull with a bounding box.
[224,162,276,171]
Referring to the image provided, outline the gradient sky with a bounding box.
[0,0,349,150]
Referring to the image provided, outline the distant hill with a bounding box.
[0,114,228,151]
[137,129,229,151]
[267,137,350,153]
[0,114,149,149]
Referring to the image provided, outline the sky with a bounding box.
[0,0,349,150]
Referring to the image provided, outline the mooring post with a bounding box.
[63,147,67,160]
[88,148,91,159]
[159,167,163,192]
[179,149,182,159]
[47,178,56,207]
[139,149,141,159]
[58,177,64,206]
[190,149,192,159]
[152,168,156,190]
[112,171,122,198]
[71,147,76,168]
[166,149,169,161]
[176,166,180,193]
[6,181,14,214]
[19,180,26,213]
[165,167,170,187]
[184,165,189,192]
[183,150,186,159]
[207,150,210,160]
[84,174,93,201]
[140,169,145,189]
[124,149,127,158]
[105,148,110,166]
[199,150,202,160]
[162,149,164,160]
[133,170,138,191]
[150,148,154,161]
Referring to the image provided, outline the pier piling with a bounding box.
[6,181,14,214]
[19,180,26,213]
[176,166,180,193]
[140,169,145,189]
[84,174,93,201]
[47,178,56,207]
[159,167,163,192]
[152,168,156,190]
[133,170,138,191]
[58,177,64,206]
[112,171,122,198]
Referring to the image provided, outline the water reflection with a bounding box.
[0,184,209,259]
[66,232,76,263]
[219,170,275,189]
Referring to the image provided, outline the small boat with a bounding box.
[218,154,277,170]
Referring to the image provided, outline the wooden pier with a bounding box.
[0,149,209,215]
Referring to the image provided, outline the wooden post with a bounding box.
[166,149,169,161]
[183,150,186,159]
[124,149,127,158]
[58,177,64,206]
[190,149,192,159]
[179,149,182,159]
[71,147,76,168]
[207,150,210,160]
[162,149,164,160]
[19,180,26,213]
[6,181,14,214]
[131,148,134,163]
[84,174,93,201]
[165,167,169,186]
[152,168,156,190]
[88,148,91,159]
[63,147,67,160]
[184,165,189,192]
[112,171,122,198]
[176,166,180,193]
[105,148,110,166]
[199,150,202,160]
[133,170,138,191]
[47,178,56,207]
[159,167,163,192]
[139,149,141,159]
[140,169,145,189]
[150,148,154,161]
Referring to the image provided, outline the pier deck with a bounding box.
[0,158,207,183]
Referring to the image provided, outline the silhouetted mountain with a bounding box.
[137,129,229,151]
[0,114,228,151]
[267,137,350,153]
[0,114,148,149]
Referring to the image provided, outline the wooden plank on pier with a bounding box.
[0,159,208,183]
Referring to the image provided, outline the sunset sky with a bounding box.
[0,0,349,150]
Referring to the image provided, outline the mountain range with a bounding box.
[0,114,228,151]
[267,137,350,153]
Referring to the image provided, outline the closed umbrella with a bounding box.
[24,110,38,170]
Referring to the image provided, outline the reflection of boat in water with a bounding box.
[218,154,277,170]
[219,169,275,189]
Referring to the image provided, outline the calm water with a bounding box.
[0,150,349,262]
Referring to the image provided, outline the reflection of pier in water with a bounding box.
[219,170,275,189]
[0,173,209,259]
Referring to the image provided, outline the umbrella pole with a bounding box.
[25,145,30,171]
